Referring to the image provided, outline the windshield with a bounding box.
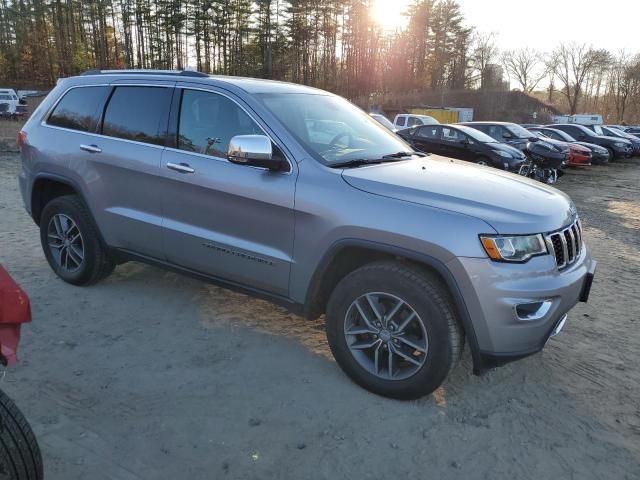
[505,124,534,139]
[603,127,623,138]
[573,125,597,137]
[370,114,395,131]
[546,128,575,142]
[258,93,412,165]
[592,125,604,135]
[455,125,497,143]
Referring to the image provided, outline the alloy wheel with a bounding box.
[47,213,85,273]
[343,292,428,380]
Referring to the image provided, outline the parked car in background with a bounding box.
[369,113,397,132]
[457,121,538,152]
[0,88,19,113]
[528,127,610,164]
[393,113,439,131]
[18,69,596,399]
[548,123,633,160]
[623,127,640,138]
[527,129,591,167]
[398,123,526,171]
[596,125,640,156]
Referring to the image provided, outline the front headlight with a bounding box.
[495,150,512,158]
[480,234,548,262]
[614,142,626,148]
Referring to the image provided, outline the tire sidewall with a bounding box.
[39,197,101,285]
[326,265,455,399]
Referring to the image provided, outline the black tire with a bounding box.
[0,389,43,480]
[325,261,463,400]
[475,156,491,167]
[606,147,616,162]
[39,195,115,286]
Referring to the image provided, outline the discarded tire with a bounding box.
[0,389,43,480]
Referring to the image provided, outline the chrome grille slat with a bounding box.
[545,217,582,270]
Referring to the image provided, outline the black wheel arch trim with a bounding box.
[303,238,485,374]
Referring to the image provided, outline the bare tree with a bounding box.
[502,47,547,93]
[607,52,640,122]
[470,31,498,89]
[549,43,600,114]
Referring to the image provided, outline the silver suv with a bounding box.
[18,70,596,399]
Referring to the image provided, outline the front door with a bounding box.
[412,125,442,154]
[160,86,296,296]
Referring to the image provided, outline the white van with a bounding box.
[393,113,439,130]
[0,88,20,113]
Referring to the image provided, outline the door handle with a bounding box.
[80,144,102,153]
[167,162,195,174]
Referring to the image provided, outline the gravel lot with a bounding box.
[1,153,639,480]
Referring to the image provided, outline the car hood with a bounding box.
[575,141,607,153]
[341,156,575,234]
[600,135,631,144]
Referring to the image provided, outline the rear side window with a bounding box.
[407,117,422,127]
[102,86,172,145]
[48,86,109,132]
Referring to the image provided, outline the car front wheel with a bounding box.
[325,261,463,400]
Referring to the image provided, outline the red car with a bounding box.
[0,265,44,479]
[567,143,592,166]
[529,129,591,167]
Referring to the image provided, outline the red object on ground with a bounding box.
[0,266,31,366]
[568,144,592,166]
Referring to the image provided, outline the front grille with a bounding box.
[545,218,582,269]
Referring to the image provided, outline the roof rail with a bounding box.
[80,69,208,78]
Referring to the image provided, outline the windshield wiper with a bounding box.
[329,158,386,169]
[382,151,427,159]
[330,151,425,169]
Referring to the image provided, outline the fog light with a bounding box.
[515,300,553,321]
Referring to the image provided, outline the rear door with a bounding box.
[159,85,296,296]
[83,81,174,258]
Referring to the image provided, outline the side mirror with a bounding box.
[502,132,513,139]
[528,136,539,142]
[228,135,281,170]
[459,138,469,145]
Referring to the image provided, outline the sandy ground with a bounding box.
[0,153,639,479]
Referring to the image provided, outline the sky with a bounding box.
[372,0,639,53]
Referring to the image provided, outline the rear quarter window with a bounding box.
[101,86,172,145]
[48,86,110,132]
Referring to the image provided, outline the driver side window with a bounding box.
[178,89,261,158]
[417,126,441,139]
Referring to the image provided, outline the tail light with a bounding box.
[17,131,27,149]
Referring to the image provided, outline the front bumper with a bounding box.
[613,144,633,157]
[447,245,595,366]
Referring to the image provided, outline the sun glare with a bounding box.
[371,0,409,31]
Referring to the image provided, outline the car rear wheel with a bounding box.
[325,261,463,400]
[39,195,115,286]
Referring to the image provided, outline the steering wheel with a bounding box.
[329,132,354,148]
